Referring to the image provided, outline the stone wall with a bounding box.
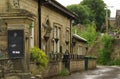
[0,0,7,12]
[43,61,63,77]
[19,0,39,46]
[70,58,96,72]
[19,0,38,16]
[73,40,87,55]
[88,59,96,69]
[0,10,33,78]
[70,60,84,72]
[112,39,120,59]
[41,6,71,54]
[0,22,7,58]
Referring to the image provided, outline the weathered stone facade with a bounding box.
[72,34,87,56]
[71,34,86,72]
[70,60,84,72]
[0,0,96,78]
[0,0,35,78]
[41,5,71,55]
[40,1,75,77]
[0,0,75,78]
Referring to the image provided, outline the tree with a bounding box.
[97,34,114,65]
[72,22,98,46]
[67,4,92,25]
[80,0,106,31]
[79,22,98,45]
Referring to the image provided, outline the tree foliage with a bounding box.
[81,0,106,31]
[72,22,97,46]
[67,0,107,31]
[79,22,97,45]
[67,4,91,25]
[97,34,114,65]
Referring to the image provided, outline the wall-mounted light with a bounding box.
[44,34,49,42]
[65,40,69,45]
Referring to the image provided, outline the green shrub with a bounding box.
[59,68,69,76]
[78,22,98,46]
[30,47,48,71]
[97,34,114,65]
[117,30,120,34]
[101,34,114,49]
[113,58,120,66]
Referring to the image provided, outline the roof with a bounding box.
[72,34,87,43]
[40,0,78,19]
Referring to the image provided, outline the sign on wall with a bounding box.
[8,30,24,58]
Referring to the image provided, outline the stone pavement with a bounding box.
[49,66,120,79]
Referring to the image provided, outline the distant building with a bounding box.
[70,34,88,72]
[72,34,87,56]
[115,10,120,28]
[109,17,116,27]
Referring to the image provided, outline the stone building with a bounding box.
[70,34,87,72]
[0,0,36,78]
[0,0,76,78]
[39,0,77,77]
[0,0,96,78]
[72,34,87,56]
[70,34,96,72]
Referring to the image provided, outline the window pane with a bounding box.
[78,46,82,55]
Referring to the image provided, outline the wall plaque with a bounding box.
[8,30,24,58]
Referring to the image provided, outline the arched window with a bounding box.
[53,23,61,53]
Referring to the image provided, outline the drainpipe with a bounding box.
[38,0,41,48]
[70,19,72,54]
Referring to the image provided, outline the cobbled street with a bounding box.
[49,66,120,79]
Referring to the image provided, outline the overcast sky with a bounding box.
[56,0,120,17]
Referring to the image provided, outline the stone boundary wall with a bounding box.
[30,58,97,78]
[70,60,84,72]
[43,61,63,77]
[88,59,96,69]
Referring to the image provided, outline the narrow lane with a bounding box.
[49,66,120,79]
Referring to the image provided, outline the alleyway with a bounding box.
[49,66,120,79]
